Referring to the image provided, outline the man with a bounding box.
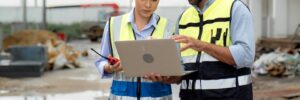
[94,0,174,99]
[147,0,255,99]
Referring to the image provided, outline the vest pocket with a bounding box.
[201,62,236,79]
[148,83,171,97]
[202,88,237,99]
[111,81,128,95]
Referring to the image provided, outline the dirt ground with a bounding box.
[253,76,300,100]
[1,40,300,100]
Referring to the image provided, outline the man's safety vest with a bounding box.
[178,0,252,99]
[108,13,173,100]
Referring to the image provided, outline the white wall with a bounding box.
[272,0,288,38]
[0,7,42,23]
[0,7,23,23]
[2,0,300,38]
[47,7,115,24]
[0,6,187,24]
[249,0,300,38]
[0,0,190,7]
[287,0,300,35]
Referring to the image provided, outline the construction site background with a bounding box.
[1,0,300,100]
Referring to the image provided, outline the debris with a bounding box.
[2,30,58,49]
[254,42,300,77]
[282,93,300,100]
[2,30,86,71]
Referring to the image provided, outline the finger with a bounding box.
[161,76,169,81]
[143,75,149,80]
[155,74,163,82]
[172,35,186,40]
[111,62,121,72]
[115,67,123,72]
[149,73,158,82]
[115,65,123,72]
[112,62,121,68]
[174,38,189,43]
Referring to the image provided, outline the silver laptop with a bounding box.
[115,39,195,77]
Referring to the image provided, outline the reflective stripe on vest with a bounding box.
[179,0,233,63]
[180,74,252,90]
[111,80,172,97]
[109,94,172,100]
[182,53,219,64]
[108,13,173,99]
[178,0,252,94]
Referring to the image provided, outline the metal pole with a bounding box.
[42,0,47,29]
[23,0,27,29]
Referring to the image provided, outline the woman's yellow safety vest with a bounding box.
[108,13,173,100]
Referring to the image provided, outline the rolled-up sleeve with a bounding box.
[229,1,255,68]
[94,22,113,78]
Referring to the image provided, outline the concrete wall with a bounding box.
[47,7,116,24]
[0,7,42,23]
[287,0,300,36]
[47,7,186,24]
[0,6,187,24]
[1,1,300,38]
[272,0,288,38]
[249,0,300,38]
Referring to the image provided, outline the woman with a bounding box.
[95,0,174,99]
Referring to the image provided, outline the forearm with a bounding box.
[94,21,114,78]
[200,42,236,66]
[95,61,113,78]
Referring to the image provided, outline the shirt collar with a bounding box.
[128,8,159,28]
[193,0,215,14]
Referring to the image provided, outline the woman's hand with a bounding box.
[104,62,123,73]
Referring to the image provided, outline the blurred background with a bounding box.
[0,0,300,100]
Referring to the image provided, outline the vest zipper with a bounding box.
[194,14,204,100]
[132,17,159,100]
[137,77,141,100]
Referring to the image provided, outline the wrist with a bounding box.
[201,42,209,51]
[194,40,209,51]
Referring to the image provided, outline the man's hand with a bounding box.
[144,73,182,84]
[161,76,182,84]
[104,62,123,73]
[171,35,208,52]
[144,73,164,82]
[171,34,237,66]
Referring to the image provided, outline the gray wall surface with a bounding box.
[250,0,300,38]
[0,6,187,24]
[1,0,300,38]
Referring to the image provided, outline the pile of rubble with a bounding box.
[253,38,300,77]
[2,30,87,71]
